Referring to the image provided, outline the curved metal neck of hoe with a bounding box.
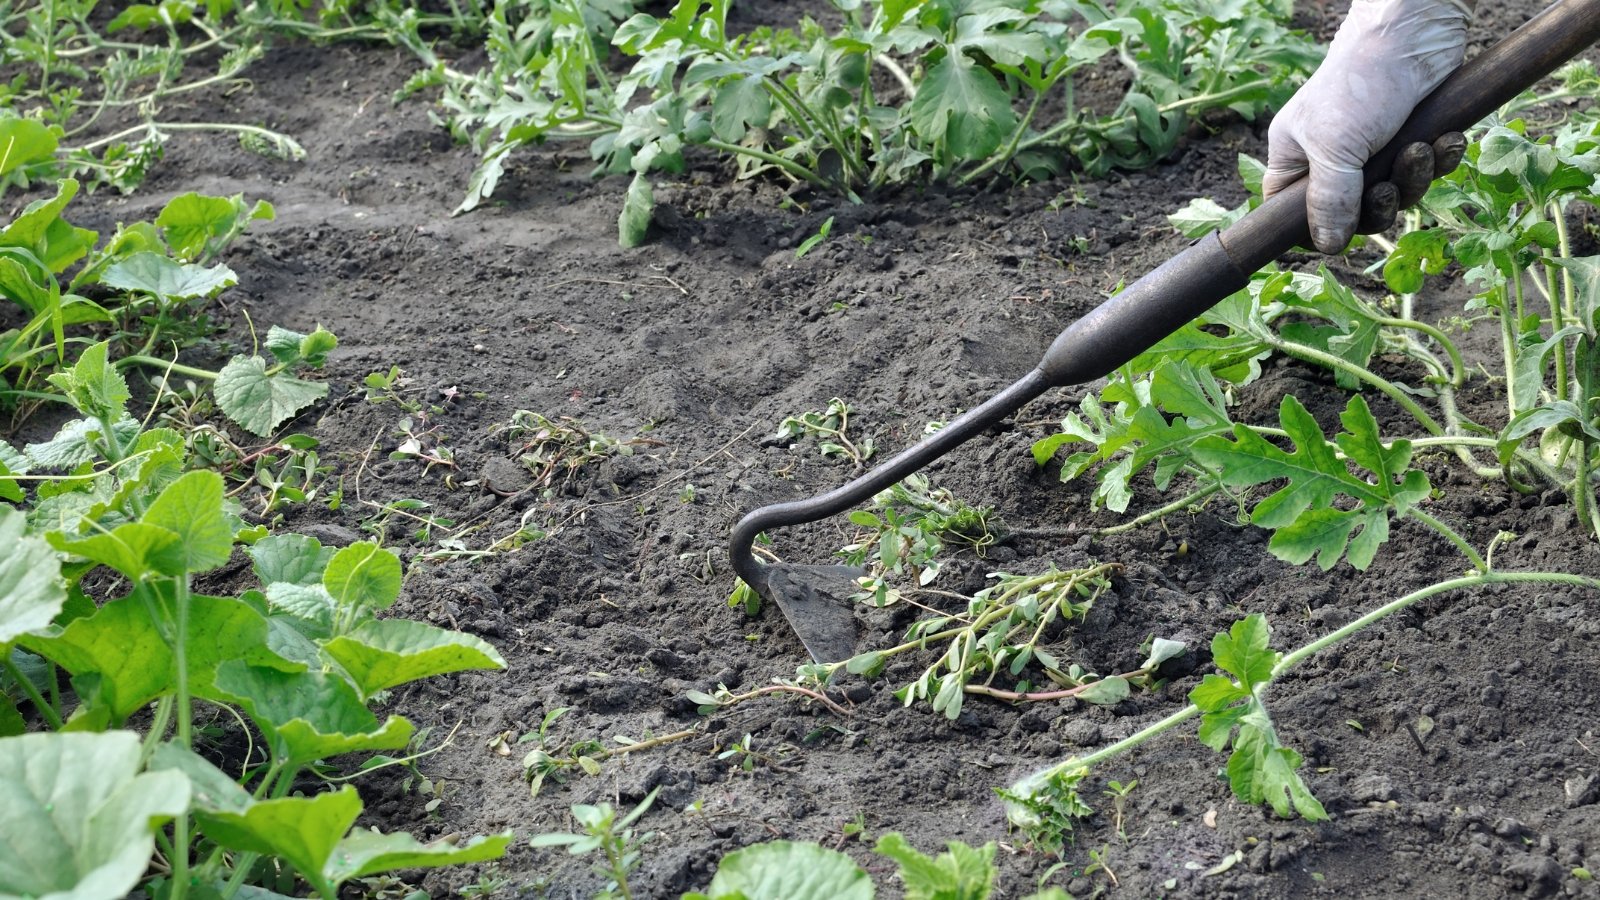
[729,368,1054,589]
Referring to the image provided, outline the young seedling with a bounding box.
[775,397,875,468]
[496,410,634,495]
[842,473,997,603]
[529,788,661,900]
[1103,780,1138,839]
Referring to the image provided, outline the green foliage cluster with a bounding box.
[0,335,511,897]
[407,0,1320,243]
[682,831,1072,900]
[0,177,332,438]
[1012,84,1600,828]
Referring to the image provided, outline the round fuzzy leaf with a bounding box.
[0,507,65,644]
[0,117,59,178]
[142,470,233,574]
[323,618,505,698]
[214,355,329,437]
[195,787,363,897]
[0,731,189,900]
[323,829,514,884]
[706,840,874,900]
[100,251,237,301]
[323,541,402,616]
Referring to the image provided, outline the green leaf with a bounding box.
[1075,676,1129,706]
[703,840,874,900]
[951,9,1047,67]
[874,832,995,900]
[214,355,329,437]
[323,618,505,698]
[1191,395,1427,570]
[214,662,414,766]
[323,541,403,617]
[1382,228,1450,294]
[710,75,771,144]
[196,787,362,898]
[148,742,254,816]
[263,582,336,628]
[1140,637,1186,671]
[142,470,234,573]
[1189,617,1328,821]
[49,521,188,581]
[322,828,514,886]
[618,172,654,248]
[910,54,1014,161]
[1168,196,1244,237]
[1499,400,1600,466]
[0,117,60,178]
[1553,255,1600,333]
[263,324,337,367]
[0,732,189,900]
[0,507,66,645]
[20,591,288,724]
[45,341,129,423]
[1189,673,1247,713]
[100,251,237,302]
[0,178,98,274]
[249,532,334,587]
[23,415,140,470]
[155,192,273,261]
[1210,613,1277,690]
[108,2,194,31]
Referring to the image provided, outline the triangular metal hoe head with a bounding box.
[762,563,862,664]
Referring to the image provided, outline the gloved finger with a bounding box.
[1432,132,1467,178]
[1262,129,1307,199]
[1357,181,1400,235]
[1391,142,1435,209]
[1306,160,1365,254]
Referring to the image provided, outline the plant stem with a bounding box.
[717,684,851,717]
[1,652,64,730]
[72,121,297,154]
[116,355,218,381]
[1276,571,1600,672]
[1015,570,1600,791]
[1575,438,1599,539]
[701,138,830,188]
[1372,314,1465,388]
[1094,481,1223,536]
[1404,507,1487,573]
[1497,280,1519,419]
[141,697,175,765]
[965,667,1150,702]
[1265,334,1446,435]
[598,728,698,760]
[170,574,195,900]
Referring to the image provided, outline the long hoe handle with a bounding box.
[731,0,1600,592]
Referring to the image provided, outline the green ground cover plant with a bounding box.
[0,1,486,194]
[405,0,1321,243]
[0,338,512,897]
[999,89,1600,838]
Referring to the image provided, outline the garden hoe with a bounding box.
[730,0,1600,665]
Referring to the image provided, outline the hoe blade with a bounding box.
[762,564,862,664]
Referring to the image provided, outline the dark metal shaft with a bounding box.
[731,0,1600,596]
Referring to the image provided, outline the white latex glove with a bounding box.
[1263,0,1473,253]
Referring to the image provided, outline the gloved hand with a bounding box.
[1263,0,1474,253]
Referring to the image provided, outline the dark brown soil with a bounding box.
[18,2,1600,897]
